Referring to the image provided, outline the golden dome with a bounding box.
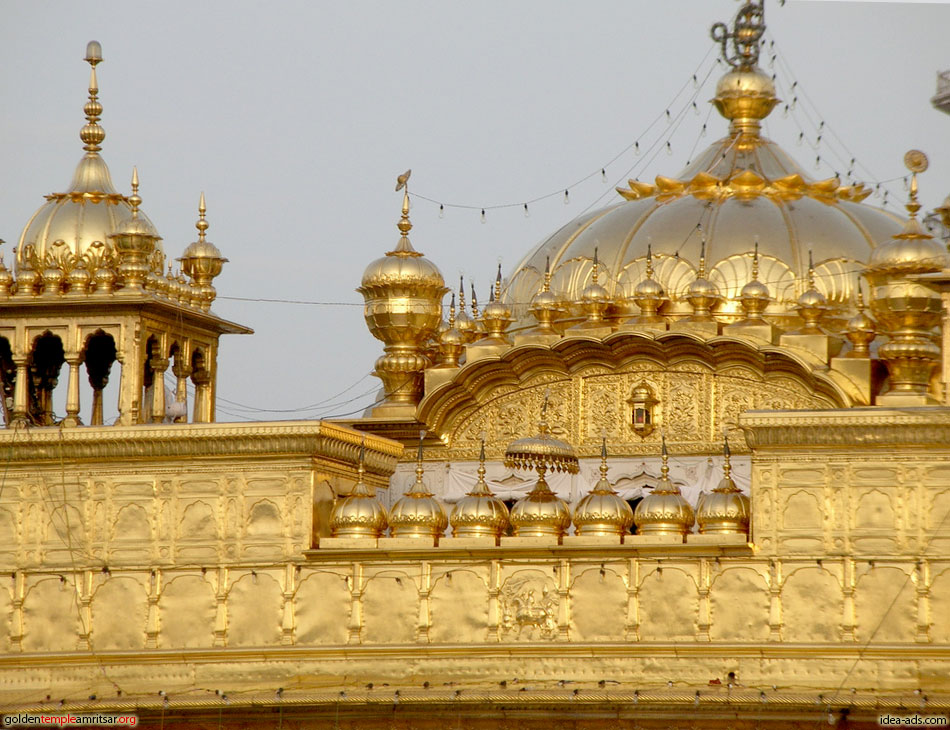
[696,436,750,536]
[738,243,771,319]
[178,194,227,310]
[634,436,695,538]
[16,42,163,276]
[358,175,448,412]
[389,437,448,540]
[109,169,161,292]
[478,265,513,341]
[329,447,388,539]
[505,394,578,539]
[450,440,510,539]
[437,295,465,367]
[845,281,876,357]
[572,440,634,538]
[502,7,902,331]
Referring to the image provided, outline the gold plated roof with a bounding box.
[16,42,162,274]
[503,6,903,325]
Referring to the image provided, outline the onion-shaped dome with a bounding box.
[629,244,667,323]
[502,6,902,331]
[16,43,163,277]
[329,449,388,539]
[436,293,465,367]
[505,394,579,538]
[865,152,950,401]
[0,256,13,297]
[526,257,563,333]
[454,276,479,344]
[389,437,448,540]
[845,281,876,357]
[573,440,634,537]
[794,251,828,333]
[178,194,227,310]
[450,440,510,539]
[696,436,750,536]
[684,241,721,321]
[109,169,162,292]
[478,265,513,342]
[634,436,695,538]
[738,243,771,320]
[358,189,447,348]
[570,248,611,329]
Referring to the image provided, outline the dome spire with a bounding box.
[389,169,422,257]
[710,2,778,142]
[80,41,105,154]
[450,437,510,540]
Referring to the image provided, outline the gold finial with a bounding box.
[196,192,209,243]
[128,167,141,217]
[80,41,106,154]
[591,247,600,284]
[543,256,552,292]
[494,262,503,301]
[471,282,479,319]
[396,169,412,233]
[751,239,760,281]
[415,429,426,481]
[903,150,928,219]
[599,437,609,482]
[357,440,366,481]
[710,1,765,70]
[458,275,466,310]
[722,433,732,479]
[807,249,816,290]
[448,292,456,329]
[698,235,707,279]
[645,242,655,280]
[660,434,670,481]
[478,437,487,481]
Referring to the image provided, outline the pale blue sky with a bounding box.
[2,1,949,422]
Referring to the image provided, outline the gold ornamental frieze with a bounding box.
[438,356,834,461]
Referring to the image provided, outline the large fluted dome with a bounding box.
[504,66,903,327]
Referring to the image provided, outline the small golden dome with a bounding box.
[845,280,876,357]
[738,242,770,319]
[329,446,388,539]
[454,276,479,344]
[634,436,695,538]
[450,440,510,539]
[0,256,13,296]
[697,435,750,536]
[17,44,164,276]
[685,240,721,320]
[479,264,513,341]
[389,436,448,540]
[573,440,634,537]
[505,393,579,538]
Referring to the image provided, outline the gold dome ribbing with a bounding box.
[329,445,388,539]
[634,435,695,538]
[572,439,634,537]
[389,435,448,540]
[450,439,510,540]
[697,435,750,536]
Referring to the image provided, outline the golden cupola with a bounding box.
[358,171,448,417]
[388,434,449,542]
[179,193,228,311]
[572,439,634,538]
[505,393,578,540]
[436,294,465,368]
[449,439,510,540]
[737,242,771,321]
[16,42,164,279]
[502,1,902,331]
[627,243,667,327]
[109,168,162,293]
[329,445,389,539]
[634,436,695,539]
[454,276,478,344]
[844,281,876,358]
[696,435,750,537]
[865,151,950,405]
[476,265,513,344]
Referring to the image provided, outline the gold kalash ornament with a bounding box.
[358,171,447,417]
[572,438,634,538]
[504,392,578,539]
[696,433,750,537]
[449,438,510,541]
[388,432,448,542]
[634,434,695,539]
[329,442,389,539]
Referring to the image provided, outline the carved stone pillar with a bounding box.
[149,357,169,423]
[63,355,83,427]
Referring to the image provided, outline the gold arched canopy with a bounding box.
[418,331,850,460]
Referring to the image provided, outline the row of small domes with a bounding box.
[328,437,749,543]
